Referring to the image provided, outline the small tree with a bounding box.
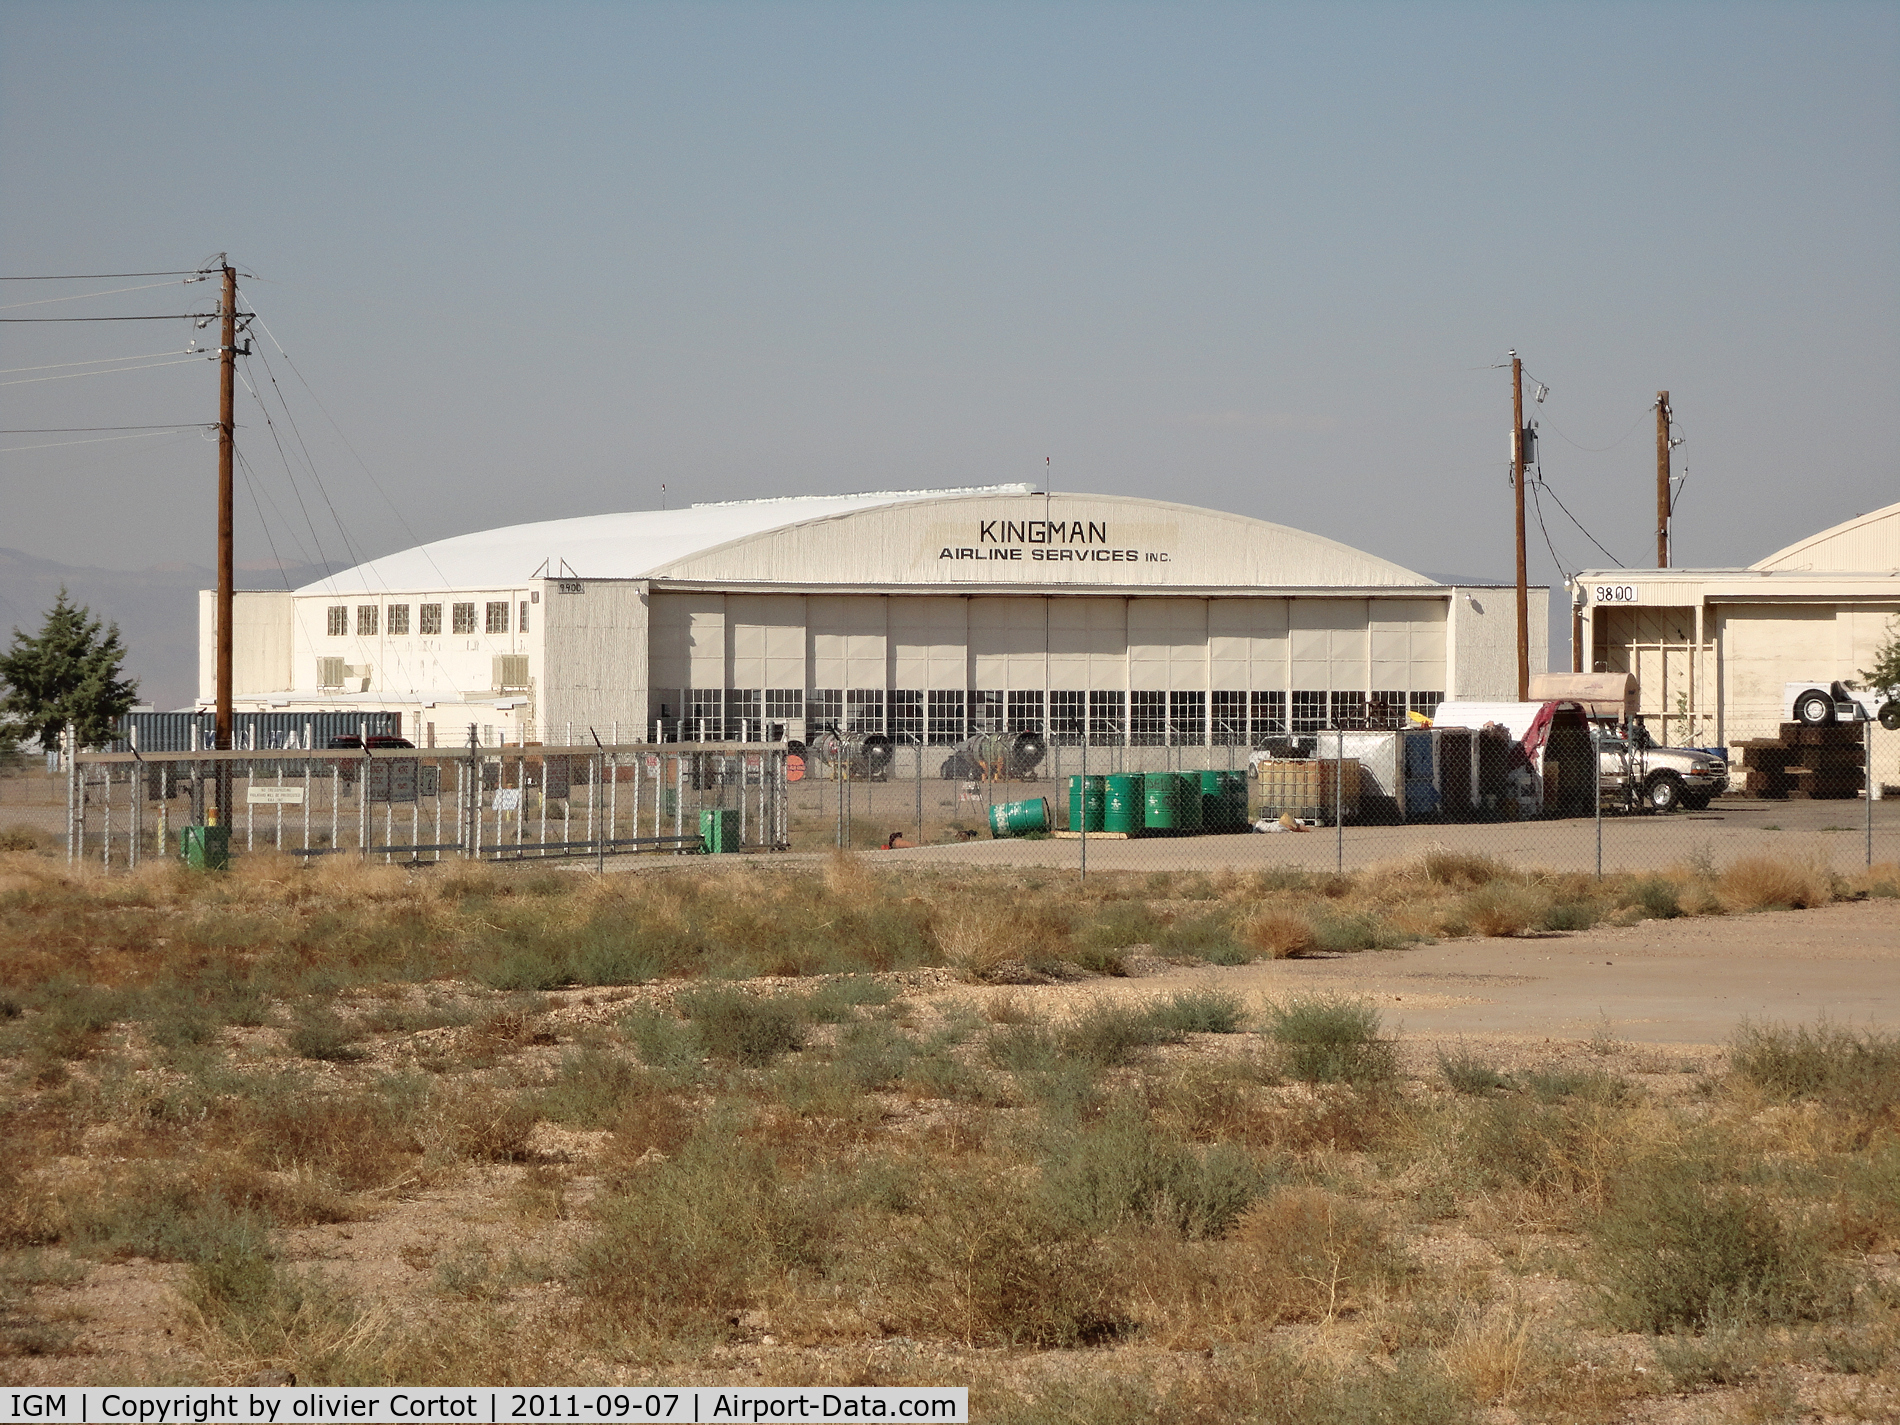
[0,589,140,751]
[1862,615,1900,701]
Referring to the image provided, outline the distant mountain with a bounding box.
[0,547,338,713]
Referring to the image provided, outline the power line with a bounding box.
[1533,470,1625,567]
[0,279,193,310]
[0,423,204,433]
[0,269,205,280]
[0,313,217,323]
[0,429,194,453]
[0,348,195,375]
[1543,407,1652,454]
[1,355,206,387]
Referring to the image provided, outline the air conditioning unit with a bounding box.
[493,654,530,691]
[317,657,347,689]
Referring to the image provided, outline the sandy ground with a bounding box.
[972,897,1900,1052]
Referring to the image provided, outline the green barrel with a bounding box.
[1174,772,1204,834]
[181,824,230,871]
[1144,772,1181,831]
[989,796,1050,837]
[699,807,741,853]
[1200,770,1248,831]
[1104,774,1145,833]
[1068,775,1106,832]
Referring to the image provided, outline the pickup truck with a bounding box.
[1784,680,1900,730]
[1597,731,1728,813]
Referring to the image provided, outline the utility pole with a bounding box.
[214,261,238,820]
[1655,391,1672,567]
[1511,350,1529,701]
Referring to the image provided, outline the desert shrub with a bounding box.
[533,1045,653,1128]
[829,1019,915,1089]
[433,1088,537,1163]
[1461,1091,1631,1202]
[1730,1020,1900,1116]
[1147,989,1247,1036]
[239,1081,421,1189]
[1310,910,1410,952]
[676,986,806,1065]
[0,825,54,854]
[1438,1046,1510,1095]
[617,1007,705,1076]
[1058,1001,1184,1065]
[1518,1066,1629,1104]
[1422,849,1508,887]
[1464,883,1545,937]
[1152,912,1248,964]
[1540,896,1603,932]
[1240,908,1317,959]
[285,1004,366,1062]
[1591,1157,1844,1331]
[883,1174,1128,1347]
[1620,875,1682,921]
[1039,1106,1268,1239]
[1233,1186,1413,1312]
[801,974,897,1022]
[1720,855,1833,911]
[1264,996,1395,1085]
[572,1121,834,1333]
[1078,902,1165,956]
[28,980,131,1059]
[986,1020,1061,1074]
[67,1162,341,1256]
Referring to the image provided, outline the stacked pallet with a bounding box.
[1730,722,1867,799]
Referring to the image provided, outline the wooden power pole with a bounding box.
[214,263,237,814]
[1655,390,1672,567]
[1511,350,1529,701]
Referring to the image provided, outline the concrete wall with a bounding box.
[1445,586,1548,701]
[542,578,649,739]
[197,591,295,704]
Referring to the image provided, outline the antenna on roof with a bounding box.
[661,483,667,511]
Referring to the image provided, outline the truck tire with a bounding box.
[1682,792,1712,812]
[1644,773,1684,813]
[1795,690,1835,725]
[1881,702,1900,732]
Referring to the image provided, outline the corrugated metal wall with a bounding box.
[112,710,403,753]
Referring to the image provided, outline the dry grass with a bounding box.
[1,855,1896,1416]
[1721,852,1837,910]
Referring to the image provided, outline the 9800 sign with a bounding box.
[1592,585,1639,603]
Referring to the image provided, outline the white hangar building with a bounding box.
[1577,499,1899,784]
[200,486,1543,748]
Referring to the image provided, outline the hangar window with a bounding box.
[356,605,378,637]
[1409,690,1443,719]
[1330,691,1368,730]
[1006,690,1044,734]
[1088,691,1126,745]
[727,688,762,738]
[1130,691,1167,746]
[846,689,884,735]
[452,603,477,634]
[326,606,348,637]
[765,690,803,731]
[387,604,410,636]
[806,689,843,732]
[1250,691,1287,741]
[1169,691,1207,746]
[1368,692,1407,730]
[1291,691,1327,733]
[420,603,442,635]
[1212,691,1248,746]
[971,691,1004,735]
[686,688,724,738]
[518,601,530,634]
[926,690,965,744]
[1049,691,1084,744]
[486,601,510,635]
[889,690,923,744]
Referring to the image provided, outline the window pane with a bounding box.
[806,689,842,731]
[926,689,965,744]
[452,603,476,634]
[1130,690,1166,746]
[420,603,442,635]
[845,689,884,735]
[1088,690,1126,745]
[1168,690,1206,746]
[1005,689,1043,734]
[327,606,347,637]
[518,600,529,634]
[1049,690,1084,744]
[356,605,378,637]
[1330,691,1367,730]
[889,690,924,745]
[1212,690,1247,745]
[970,690,1004,734]
[1250,691,1287,743]
[386,604,410,636]
[1291,690,1327,733]
[485,601,509,634]
[1409,690,1443,719]
[726,688,762,738]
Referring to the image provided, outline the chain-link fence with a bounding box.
[57,740,790,869]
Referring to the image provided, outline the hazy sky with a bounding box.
[3,2,1895,659]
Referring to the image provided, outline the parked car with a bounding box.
[1783,679,1900,730]
[1597,731,1728,812]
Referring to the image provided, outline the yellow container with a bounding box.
[1250,759,1361,821]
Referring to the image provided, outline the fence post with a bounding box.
[1594,726,1604,880]
[1079,724,1088,884]
[1868,718,1875,869]
[1334,730,1344,875]
[64,723,78,864]
[597,752,607,873]
[466,724,481,858]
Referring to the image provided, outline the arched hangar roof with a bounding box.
[1751,500,1900,574]
[300,487,1436,595]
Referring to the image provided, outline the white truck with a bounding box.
[1784,679,1900,731]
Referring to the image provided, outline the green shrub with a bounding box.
[1591,1158,1843,1331]
[1437,1046,1509,1095]
[830,1019,914,1089]
[533,1046,650,1128]
[618,1007,705,1075]
[1730,1020,1900,1115]
[801,975,897,1022]
[1059,1002,1182,1065]
[1147,989,1247,1036]
[1264,996,1396,1085]
[1623,875,1682,920]
[285,1005,366,1062]
[1038,1107,1267,1239]
[676,986,806,1065]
